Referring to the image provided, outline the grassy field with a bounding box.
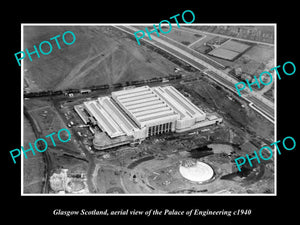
[23,116,45,193]
[25,101,82,156]
[24,26,180,91]
[232,44,274,75]
[186,25,274,44]
[161,27,202,45]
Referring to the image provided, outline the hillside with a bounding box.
[24,26,177,91]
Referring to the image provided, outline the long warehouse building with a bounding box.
[76,85,222,149]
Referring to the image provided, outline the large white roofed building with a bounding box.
[111,86,179,137]
[152,86,206,131]
[75,85,222,150]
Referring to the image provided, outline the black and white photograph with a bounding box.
[3,3,298,224]
[21,24,276,195]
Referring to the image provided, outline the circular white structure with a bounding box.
[179,161,214,183]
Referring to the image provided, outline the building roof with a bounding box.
[84,95,142,138]
[179,161,214,183]
[152,86,206,120]
[84,101,125,138]
[98,97,139,135]
[112,86,179,128]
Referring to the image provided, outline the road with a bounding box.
[113,25,274,123]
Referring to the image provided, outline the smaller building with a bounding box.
[179,160,214,183]
[80,89,91,94]
[74,105,89,124]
